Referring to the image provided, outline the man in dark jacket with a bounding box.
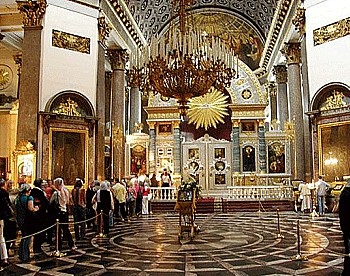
[30,178,49,253]
[339,179,350,275]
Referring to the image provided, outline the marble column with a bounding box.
[294,7,312,182]
[273,65,288,130]
[148,122,156,174]
[284,42,305,180]
[173,121,181,175]
[232,120,240,173]
[106,48,128,179]
[258,120,267,173]
[268,82,278,129]
[95,17,110,180]
[16,0,46,145]
[126,68,142,134]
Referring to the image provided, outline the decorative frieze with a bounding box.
[106,49,129,71]
[273,65,287,84]
[313,17,350,46]
[17,0,47,27]
[97,17,111,48]
[52,30,90,54]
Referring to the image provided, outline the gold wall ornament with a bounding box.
[313,17,350,46]
[53,98,82,117]
[52,30,90,54]
[187,87,229,130]
[97,17,111,47]
[320,91,347,111]
[284,120,295,141]
[292,7,306,36]
[17,0,47,27]
[106,48,129,70]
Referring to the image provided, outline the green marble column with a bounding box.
[258,121,267,173]
[232,121,240,172]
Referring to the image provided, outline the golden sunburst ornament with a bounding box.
[187,87,229,130]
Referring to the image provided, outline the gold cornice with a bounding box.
[144,106,180,120]
[97,17,111,48]
[292,7,305,36]
[108,0,143,49]
[282,42,301,65]
[261,0,293,70]
[229,104,266,119]
[106,48,129,70]
[273,65,287,84]
[17,0,47,27]
[313,17,350,46]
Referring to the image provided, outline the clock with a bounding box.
[0,65,13,90]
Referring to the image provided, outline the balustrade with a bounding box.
[149,185,293,201]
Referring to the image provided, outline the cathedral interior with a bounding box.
[0,0,350,274]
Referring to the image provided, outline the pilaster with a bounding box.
[95,16,110,180]
[16,0,46,148]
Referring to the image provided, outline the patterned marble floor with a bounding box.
[1,211,346,275]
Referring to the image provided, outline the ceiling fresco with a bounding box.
[189,12,264,71]
[126,0,278,42]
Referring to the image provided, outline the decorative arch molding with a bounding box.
[40,90,97,137]
[45,90,95,117]
[311,82,350,112]
[228,59,268,106]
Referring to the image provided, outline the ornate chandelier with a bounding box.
[135,0,235,115]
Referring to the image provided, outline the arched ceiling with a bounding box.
[126,0,278,42]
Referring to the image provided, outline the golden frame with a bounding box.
[49,128,88,186]
[158,123,172,135]
[12,141,36,186]
[318,121,350,181]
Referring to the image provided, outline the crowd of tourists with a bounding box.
[0,173,153,268]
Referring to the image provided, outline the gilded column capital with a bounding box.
[273,65,287,84]
[98,17,111,48]
[267,82,277,97]
[106,48,129,71]
[105,71,112,80]
[126,67,144,88]
[17,0,47,28]
[172,121,181,129]
[281,42,301,65]
[258,119,265,127]
[147,121,156,130]
[231,119,240,128]
[292,7,306,36]
[13,53,22,74]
